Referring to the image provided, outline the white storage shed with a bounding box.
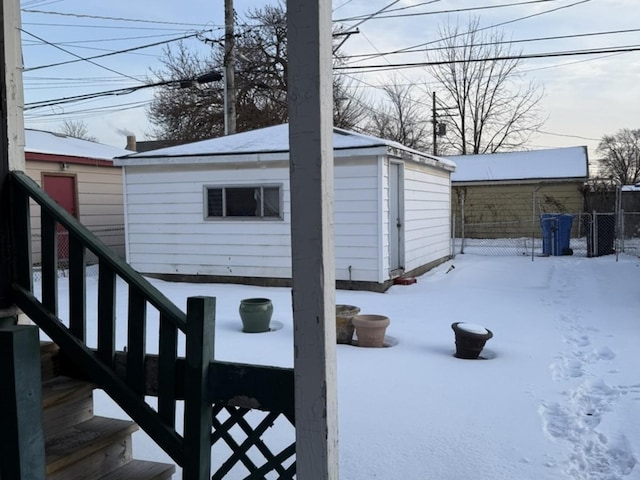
[114,124,455,291]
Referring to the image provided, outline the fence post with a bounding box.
[0,325,46,479]
[460,189,466,254]
[183,296,215,480]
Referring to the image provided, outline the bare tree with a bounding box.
[147,3,368,142]
[426,17,545,155]
[58,119,98,142]
[147,43,222,142]
[364,77,431,151]
[597,128,640,185]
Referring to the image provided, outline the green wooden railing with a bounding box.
[9,171,296,479]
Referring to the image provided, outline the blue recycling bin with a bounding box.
[540,213,574,256]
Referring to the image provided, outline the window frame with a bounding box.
[203,184,284,221]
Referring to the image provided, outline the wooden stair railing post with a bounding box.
[10,180,32,292]
[41,210,58,315]
[183,296,215,480]
[97,258,116,368]
[127,284,147,398]
[0,325,46,479]
[68,232,87,341]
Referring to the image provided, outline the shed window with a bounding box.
[206,186,282,219]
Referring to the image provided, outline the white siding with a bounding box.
[124,158,383,282]
[124,164,293,278]
[402,162,451,272]
[334,158,380,282]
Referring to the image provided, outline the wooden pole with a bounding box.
[223,0,236,135]
[287,0,338,477]
[183,296,215,480]
[0,0,26,310]
[0,325,47,479]
[432,91,437,156]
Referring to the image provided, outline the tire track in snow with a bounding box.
[539,259,638,479]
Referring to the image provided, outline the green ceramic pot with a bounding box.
[239,298,273,333]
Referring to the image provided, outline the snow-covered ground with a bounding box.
[45,253,640,479]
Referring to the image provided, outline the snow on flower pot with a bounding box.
[336,304,360,344]
[352,314,390,348]
[451,322,493,359]
[239,298,273,333]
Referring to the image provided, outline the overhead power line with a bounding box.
[23,30,209,72]
[20,29,141,81]
[24,71,223,110]
[334,0,560,23]
[345,28,640,61]
[22,31,190,46]
[348,0,593,65]
[536,130,600,141]
[336,45,640,72]
[22,9,218,28]
[22,22,192,32]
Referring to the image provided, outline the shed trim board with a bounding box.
[115,145,454,171]
[453,178,587,187]
[116,125,454,291]
[26,151,115,168]
[377,156,385,283]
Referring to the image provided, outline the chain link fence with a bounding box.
[32,227,124,281]
[452,212,640,258]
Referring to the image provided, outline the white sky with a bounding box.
[40,252,640,479]
[20,0,640,170]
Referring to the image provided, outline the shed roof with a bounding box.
[448,146,588,183]
[114,123,455,171]
[26,129,132,161]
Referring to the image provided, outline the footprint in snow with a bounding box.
[539,379,637,479]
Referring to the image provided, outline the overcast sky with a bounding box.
[20,0,640,168]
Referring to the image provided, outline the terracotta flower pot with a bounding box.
[352,314,390,348]
[451,322,493,359]
[335,304,360,344]
[239,298,273,333]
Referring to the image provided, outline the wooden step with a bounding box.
[39,343,176,480]
[42,376,95,435]
[46,416,138,480]
[98,459,176,480]
[41,341,61,382]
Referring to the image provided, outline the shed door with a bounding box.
[389,162,403,274]
[43,174,78,261]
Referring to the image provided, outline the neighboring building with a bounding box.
[25,129,132,263]
[448,146,589,238]
[114,124,455,291]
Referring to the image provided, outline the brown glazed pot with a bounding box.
[352,314,390,348]
[451,322,493,359]
[336,305,360,344]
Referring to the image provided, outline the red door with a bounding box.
[43,174,78,262]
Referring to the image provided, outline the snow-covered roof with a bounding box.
[448,146,588,183]
[26,129,132,160]
[115,123,456,170]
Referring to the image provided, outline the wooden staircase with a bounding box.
[40,343,175,480]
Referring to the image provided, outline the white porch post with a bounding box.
[287,0,338,477]
[0,0,26,312]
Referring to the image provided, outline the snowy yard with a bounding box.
[45,253,640,479]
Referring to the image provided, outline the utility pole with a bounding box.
[224,0,236,135]
[432,91,437,156]
[432,92,455,157]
